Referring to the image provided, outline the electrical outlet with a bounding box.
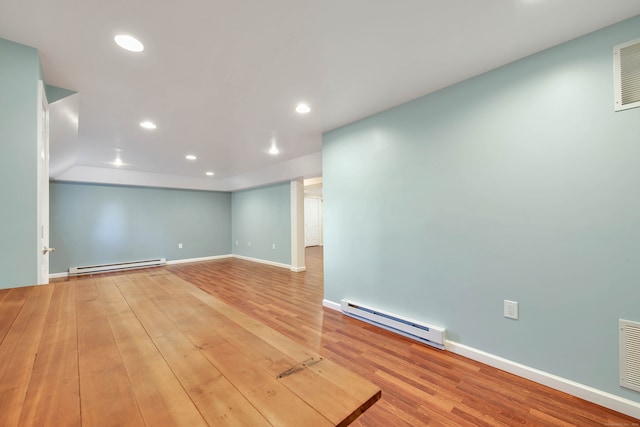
[504,300,518,320]
[248,241,252,247]
[178,243,183,249]
[272,243,276,250]
[235,240,239,246]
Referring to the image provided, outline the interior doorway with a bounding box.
[36,81,51,284]
[304,198,322,247]
[303,177,323,248]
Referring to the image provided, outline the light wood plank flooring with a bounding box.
[1,264,379,426]
[4,247,639,426]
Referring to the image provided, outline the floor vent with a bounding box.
[69,258,166,276]
[341,299,446,350]
[614,37,640,112]
[620,319,640,393]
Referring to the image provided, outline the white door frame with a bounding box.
[290,179,306,272]
[36,80,51,284]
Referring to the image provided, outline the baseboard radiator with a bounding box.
[341,299,446,350]
[69,258,166,276]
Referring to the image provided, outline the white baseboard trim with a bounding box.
[166,254,233,265]
[232,254,292,270]
[323,299,342,311]
[49,254,234,279]
[447,341,640,419]
[321,298,640,419]
[49,272,69,279]
[50,254,302,278]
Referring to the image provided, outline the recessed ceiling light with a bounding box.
[268,145,280,155]
[206,171,215,176]
[111,148,124,167]
[115,35,144,52]
[140,121,156,129]
[185,154,197,160]
[295,103,311,114]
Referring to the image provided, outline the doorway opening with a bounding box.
[303,177,323,248]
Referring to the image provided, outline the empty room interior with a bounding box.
[1,1,640,425]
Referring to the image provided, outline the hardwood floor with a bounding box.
[168,247,639,426]
[3,247,638,426]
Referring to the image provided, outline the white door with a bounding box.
[36,81,51,284]
[304,198,320,247]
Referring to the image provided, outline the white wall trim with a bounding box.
[290,178,306,272]
[51,254,305,277]
[49,254,234,279]
[321,298,640,419]
[166,254,233,265]
[49,272,69,279]
[446,341,640,419]
[51,254,294,278]
[322,299,342,311]
[232,254,292,270]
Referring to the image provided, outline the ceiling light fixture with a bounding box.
[295,102,311,114]
[268,134,280,155]
[114,35,144,52]
[111,148,124,167]
[206,171,215,176]
[140,121,156,129]
[185,154,197,160]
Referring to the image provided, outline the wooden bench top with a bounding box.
[0,271,380,426]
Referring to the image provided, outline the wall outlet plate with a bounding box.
[504,300,519,320]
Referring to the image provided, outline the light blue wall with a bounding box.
[323,16,640,401]
[50,182,232,273]
[45,85,76,103]
[232,182,291,265]
[0,39,41,288]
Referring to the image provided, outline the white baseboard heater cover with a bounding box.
[341,299,446,350]
[69,258,166,276]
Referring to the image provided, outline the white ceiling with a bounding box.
[2,1,640,191]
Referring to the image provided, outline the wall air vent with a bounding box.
[614,38,640,112]
[620,319,640,393]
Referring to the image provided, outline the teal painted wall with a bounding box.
[323,16,640,401]
[232,183,291,265]
[49,182,232,273]
[45,85,76,103]
[0,39,41,288]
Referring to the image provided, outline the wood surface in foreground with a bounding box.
[0,267,379,426]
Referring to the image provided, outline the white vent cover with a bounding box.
[614,38,640,112]
[620,319,640,392]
